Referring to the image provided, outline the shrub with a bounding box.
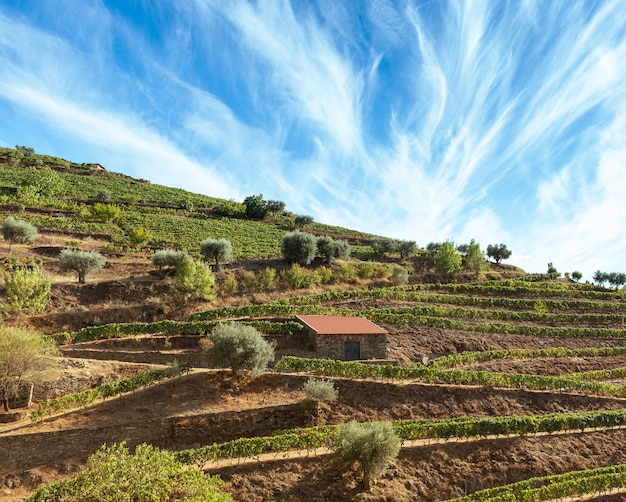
[313,265,335,285]
[26,442,233,502]
[241,270,259,292]
[213,199,246,217]
[219,273,238,297]
[337,261,357,283]
[199,238,233,270]
[294,214,313,229]
[243,194,269,219]
[0,216,38,252]
[356,262,375,279]
[175,256,216,301]
[4,267,51,313]
[282,263,312,289]
[256,267,276,291]
[434,241,462,278]
[127,227,153,247]
[281,231,317,265]
[302,378,338,402]
[152,249,188,271]
[58,249,105,284]
[89,203,121,222]
[334,421,401,490]
[0,326,58,411]
[391,264,409,285]
[203,323,274,385]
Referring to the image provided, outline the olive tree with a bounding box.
[334,421,401,490]
[0,327,58,411]
[294,214,313,229]
[281,231,317,265]
[199,237,233,271]
[203,323,274,386]
[0,216,38,252]
[58,249,105,283]
[317,236,350,264]
[486,243,512,264]
[371,237,396,258]
[152,249,188,277]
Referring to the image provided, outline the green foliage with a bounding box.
[0,327,58,411]
[571,270,583,282]
[256,266,276,291]
[316,236,350,264]
[89,203,121,222]
[337,261,357,283]
[4,266,51,313]
[19,166,65,197]
[218,272,238,297]
[594,270,626,289]
[391,264,409,285]
[175,256,216,301]
[302,378,338,402]
[58,249,105,284]
[434,241,462,278]
[371,237,396,258]
[334,421,400,490]
[281,230,317,265]
[266,199,286,217]
[356,261,375,279]
[200,237,233,269]
[243,193,269,219]
[313,265,335,285]
[27,442,232,502]
[213,199,246,217]
[294,214,313,229]
[151,249,187,271]
[462,239,486,279]
[486,243,512,263]
[396,240,417,259]
[203,322,275,383]
[126,226,153,247]
[0,216,38,251]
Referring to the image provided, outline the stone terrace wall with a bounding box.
[0,401,317,471]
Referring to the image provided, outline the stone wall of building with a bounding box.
[315,334,387,360]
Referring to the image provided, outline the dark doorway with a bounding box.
[344,341,361,361]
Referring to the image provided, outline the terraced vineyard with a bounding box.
[2,277,623,501]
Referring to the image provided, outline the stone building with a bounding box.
[296,314,387,361]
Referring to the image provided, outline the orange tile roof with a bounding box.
[296,315,387,335]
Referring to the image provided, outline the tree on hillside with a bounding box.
[486,243,512,264]
[371,237,396,258]
[462,239,486,279]
[174,255,216,301]
[199,237,233,271]
[434,241,462,279]
[58,249,105,284]
[0,217,38,252]
[0,326,58,411]
[266,200,286,219]
[396,240,417,259]
[593,270,608,287]
[334,421,401,491]
[281,231,317,265]
[152,249,188,277]
[4,266,51,313]
[607,272,626,290]
[203,323,274,387]
[571,270,583,282]
[20,166,65,198]
[317,236,350,264]
[294,214,314,230]
[28,442,233,501]
[243,194,269,219]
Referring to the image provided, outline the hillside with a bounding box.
[2,148,626,501]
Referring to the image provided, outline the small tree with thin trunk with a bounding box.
[58,249,105,284]
[334,421,401,490]
[434,241,462,279]
[486,243,512,264]
[203,323,274,387]
[281,231,317,265]
[0,327,58,412]
[199,238,233,271]
[0,216,38,252]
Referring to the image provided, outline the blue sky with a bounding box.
[0,0,625,280]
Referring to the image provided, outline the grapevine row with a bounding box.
[31,363,190,422]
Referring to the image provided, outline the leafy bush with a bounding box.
[337,261,357,283]
[0,327,58,411]
[243,194,269,219]
[4,267,51,312]
[302,378,338,402]
[282,263,312,289]
[200,237,233,270]
[58,249,105,284]
[281,231,317,265]
[203,323,274,385]
[127,227,153,247]
[0,216,38,252]
[356,262,375,279]
[434,241,462,278]
[175,256,216,301]
[313,265,335,285]
[27,442,232,502]
[218,273,238,297]
[334,421,401,490]
[89,203,121,222]
[391,264,409,285]
[256,267,276,291]
[152,249,187,271]
[213,199,246,217]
